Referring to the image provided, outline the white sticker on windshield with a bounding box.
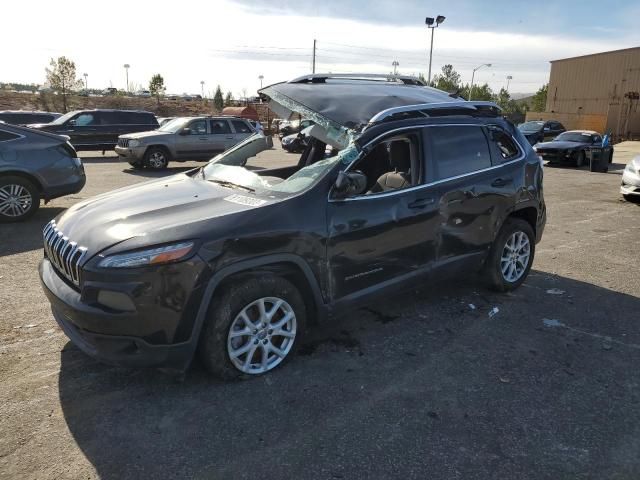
[224,194,267,207]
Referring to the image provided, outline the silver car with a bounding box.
[621,155,640,200]
[0,123,85,222]
[115,116,256,170]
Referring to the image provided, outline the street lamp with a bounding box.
[200,80,205,98]
[123,64,130,93]
[506,75,513,92]
[392,60,399,75]
[425,15,445,85]
[469,63,491,101]
[83,73,88,91]
[258,75,264,89]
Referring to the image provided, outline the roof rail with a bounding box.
[368,101,502,124]
[289,73,426,86]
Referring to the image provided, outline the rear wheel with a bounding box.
[198,275,306,380]
[0,176,40,223]
[484,218,535,292]
[144,147,169,170]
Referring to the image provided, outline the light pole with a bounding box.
[469,63,491,101]
[200,80,205,98]
[83,73,88,91]
[392,60,399,75]
[258,75,264,89]
[506,75,513,93]
[425,15,445,85]
[123,64,130,93]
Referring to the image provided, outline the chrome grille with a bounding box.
[117,138,130,148]
[43,220,88,286]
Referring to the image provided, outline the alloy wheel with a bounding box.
[0,184,32,218]
[500,231,531,283]
[227,297,297,374]
[148,151,167,169]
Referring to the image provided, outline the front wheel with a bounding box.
[0,176,40,223]
[198,275,307,380]
[484,218,535,292]
[144,147,169,170]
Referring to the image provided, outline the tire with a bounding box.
[575,151,585,168]
[198,275,307,380]
[144,147,170,170]
[484,218,535,292]
[0,176,40,223]
[128,161,144,169]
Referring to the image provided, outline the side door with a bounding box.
[175,119,209,159]
[66,112,101,149]
[230,119,254,147]
[326,128,441,301]
[209,119,235,152]
[427,124,519,270]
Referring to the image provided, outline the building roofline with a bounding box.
[550,46,640,63]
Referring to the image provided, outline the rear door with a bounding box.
[427,124,519,270]
[209,119,235,151]
[229,119,254,147]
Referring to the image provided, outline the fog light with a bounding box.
[97,290,136,312]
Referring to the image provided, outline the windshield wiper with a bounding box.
[207,178,255,193]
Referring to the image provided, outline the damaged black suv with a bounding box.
[39,74,546,379]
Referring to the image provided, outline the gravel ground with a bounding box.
[1,144,639,480]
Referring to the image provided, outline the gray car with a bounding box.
[0,123,85,222]
[115,116,256,170]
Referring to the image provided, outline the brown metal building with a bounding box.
[527,46,640,138]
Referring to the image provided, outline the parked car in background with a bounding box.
[0,110,61,126]
[0,123,85,222]
[279,119,314,139]
[621,156,640,200]
[534,130,613,168]
[40,74,545,379]
[28,109,158,152]
[281,125,312,153]
[115,116,256,169]
[135,90,151,98]
[519,120,565,145]
[102,88,118,96]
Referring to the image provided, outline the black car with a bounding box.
[39,74,546,379]
[534,130,613,168]
[29,109,158,151]
[281,126,312,153]
[0,110,61,126]
[279,119,314,138]
[518,120,565,145]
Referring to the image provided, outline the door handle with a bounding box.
[491,177,512,188]
[408,198,435,209]
[225,136,234,139]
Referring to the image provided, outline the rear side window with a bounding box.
[489,129,520,162]
[231,120,252,133]
[210,120,231,134]
[431,126,492,180]
[0,130,20,142]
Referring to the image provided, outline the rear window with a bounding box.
[489,129,520,162]
[231,120,252,134]
[431,126,492,180]
[210,120,231,134]
[0,130,20,142]
[100,111,157,125]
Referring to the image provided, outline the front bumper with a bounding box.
[39,257,209,370]
[621,169,640,196]
[114,145,146,161]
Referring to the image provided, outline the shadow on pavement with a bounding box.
[58,271,640,479]
[122,166,198,178]
[0,207,66,257]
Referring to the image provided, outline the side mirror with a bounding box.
[180,128,191,136]
[67,119,76,126]
[333,171,367,198]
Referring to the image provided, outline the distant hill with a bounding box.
[510,92,534,100]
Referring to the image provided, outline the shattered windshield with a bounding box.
[202,133,358,195]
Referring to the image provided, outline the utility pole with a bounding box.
[506,75,513,93]
[425,15,445,85]
[123,64,130,92]
[392,61,399,75]
[312,39,316,74]
[200,80,205,98]
[469,63,491,101]
[258,75,264,89]
[83,73,88,91]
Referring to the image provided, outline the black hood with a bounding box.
[536,140,587,150]
[53,173,277,257]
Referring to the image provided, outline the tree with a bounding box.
[224,91,234,107]
[531,84,548,112]
[149,74,165,104]
[462,82,494,101]
[213,85,224,111]
[431,64,462,92]
[45,56,83,113]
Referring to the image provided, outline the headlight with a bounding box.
[282,137,291,145]
[98,242,194,268]
[128,139,141,148]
